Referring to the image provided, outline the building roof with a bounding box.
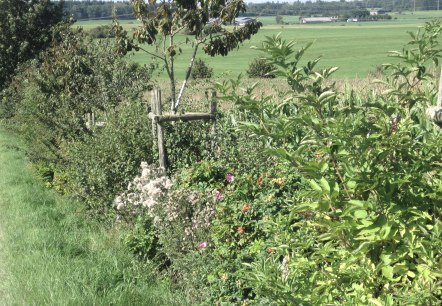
[300,17,337,23]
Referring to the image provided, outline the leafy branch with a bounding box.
[113,0,262,113]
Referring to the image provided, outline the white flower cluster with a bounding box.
[114,162,173,217]
[114,162,216,253]
[281,255,290,282]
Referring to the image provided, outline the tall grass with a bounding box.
[0,127,186,305]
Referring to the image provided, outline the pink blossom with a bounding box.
[215,189,224,201]
[226,173,235,183]
[199,241,208,249]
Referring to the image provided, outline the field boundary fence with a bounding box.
[149,89,218,170]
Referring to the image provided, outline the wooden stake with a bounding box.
[210,91,218,155]
[86,112,92,129]
[438,66,442,106]
[210,91,218,115]
[151,90,167,170]
[148,112,215,122]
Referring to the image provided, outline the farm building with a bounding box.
[369,9,387,15]
[208,17,255,26]
[299,17,338,24]
[234,17,255,26]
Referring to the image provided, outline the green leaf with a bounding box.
[382,265,394,280]
[319,200,329,212]
[318,91,336,103]
[347,181,357,189]
[369,298,383,306]
[354,210,368,219]
[320,161,328,172]
[348,200,365,208]
[309,179,322,192]
[319,177,330,192]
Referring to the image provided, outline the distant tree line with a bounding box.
[61,0,441,21]
[245,0,440,17]
[63,1,134,20]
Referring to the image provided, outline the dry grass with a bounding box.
[144,76,388,113]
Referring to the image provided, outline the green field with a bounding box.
[77,11,442,79]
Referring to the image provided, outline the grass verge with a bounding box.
[0,127,185,305]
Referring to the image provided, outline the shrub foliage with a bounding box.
[2,10,442,305]
[208,23,442,304]
[115,21,442,304]
[246,57,276,78]
[1,25,154,214]
[0,0,64,90]
[191,58,214,79]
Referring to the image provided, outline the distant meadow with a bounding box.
[77,10,442,80]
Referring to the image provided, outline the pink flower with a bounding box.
[215,189,224,201]
[199,241,208,249]
[226,173,235,183]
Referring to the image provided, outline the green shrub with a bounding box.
[0,0,64,90]
[58,101,155,214]
[212,23,442,304]
[165,120,213,170]
[246,57,276,78]
[131,22,442,304]
[275,15,284,24]
[191,58,213,79]
[88,25,115,39]
[6,27,152,167]
[124,212,161,261]
[1,25,154,215]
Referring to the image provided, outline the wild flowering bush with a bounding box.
[115,163,172,218]
[209,22,442,304]
[115,162,218,258]
[202,164,301,303]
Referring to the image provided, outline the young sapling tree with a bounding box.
[113,0,262,113]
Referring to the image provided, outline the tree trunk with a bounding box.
[174,43,200,113]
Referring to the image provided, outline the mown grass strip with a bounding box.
[0,127,184,305]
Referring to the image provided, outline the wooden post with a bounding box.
[210,91,217,114]
[86,112,92,129]
[151,90,167,170]
[148,89,218,168]
[210,91,218,155]
[437,66,442,107]
[151,98,157,140]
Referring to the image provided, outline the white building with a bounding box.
[299,17,338,24]
[234,17,255,26]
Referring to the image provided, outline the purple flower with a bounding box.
[199,241,208,249]
[226,173,235,183]
[215,189,224,201]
